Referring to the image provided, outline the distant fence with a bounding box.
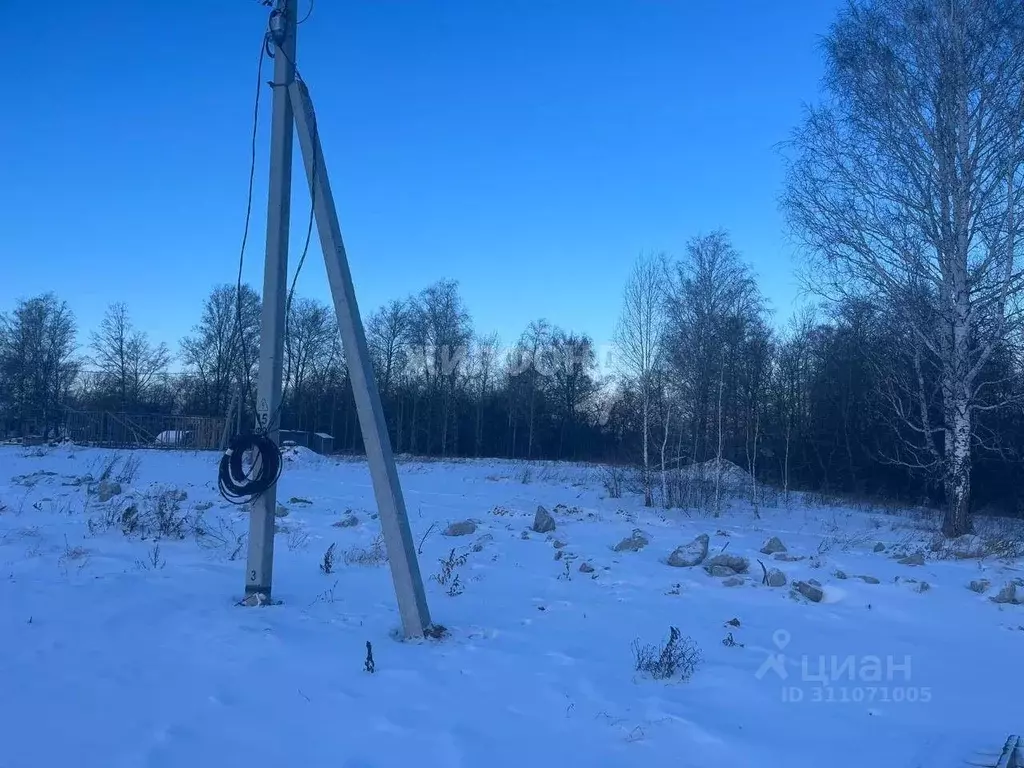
[64,410,227,451]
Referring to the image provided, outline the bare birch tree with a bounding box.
[90,303,171,411]
[615,253,667,505]
[180,284,261,417]
[784,0,1024,536]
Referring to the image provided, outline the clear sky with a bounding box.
[3,0,842,356]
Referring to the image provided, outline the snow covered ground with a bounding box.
[1,444,1022,768]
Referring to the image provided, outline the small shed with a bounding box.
[312,432,334,455]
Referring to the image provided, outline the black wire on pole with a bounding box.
[230,26,271,428]
[218,433,283,504]
[219,0,318,504]
[261,12,320,439]
[218,9,281,506]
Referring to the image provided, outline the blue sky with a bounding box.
[3,0,841,356]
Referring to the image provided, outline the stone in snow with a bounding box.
[613,530,649,552]
[334,513,359,528]
[793,581,824,603]
[443,520,477,537]
[96,480,121,503]
[835,570,848,580]
[472,533,494,552]
[991,583,1019,605]
[722,576,744,587]
[666,534,709,567]
[704,553,749,574]
[873,542,886,552]
[968,579,990,594]
[766,568,787,587]
[707,565,737,578]
[857,575,881,585]
[897,553,925,566]
[774,553,804,562]
[532,506,556,534]
[274,503,289,518]
[579,562,594,573]
[760,536,787,555]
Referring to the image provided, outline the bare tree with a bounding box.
[518,319,553,459]
[783,0,1024,536]
[284,297,338,430]
[90,303,170,411]
[665,231,765,475]
[367,299,411,403]
[615,253,667,505]
[367,298,412,450]
[408,280,473,456]
[180,284,261,417]
[470,333,501,456]
[548,329,598,459]
[0,293,79,437]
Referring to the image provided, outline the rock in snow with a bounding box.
[532,506,556,533]
[991,583,1019,605]
[667,534,709,567]
[793,581,824,602]
[774,553,804,562]
[613,530,649,552]
[760,536,787,555]
[766,568,787,587]
[708,565,737,577]
[443,520,477,537]
[704,553,749,574]
[96,480,121,503]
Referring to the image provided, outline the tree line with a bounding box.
[3,0,1024,537]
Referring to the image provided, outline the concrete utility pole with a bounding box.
[243,0,432,637]
[290,79,432,637]
[245,0,296,603]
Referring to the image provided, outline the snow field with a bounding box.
[1,445,1022,768]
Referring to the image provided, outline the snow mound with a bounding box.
[280,444,323,465]
[682,457,753,491]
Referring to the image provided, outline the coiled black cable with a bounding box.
[218,433,283,504]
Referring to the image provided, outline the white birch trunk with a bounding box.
[660,403,671,507]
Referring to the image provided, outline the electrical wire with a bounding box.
[261,18,321,437]
[218,11,278,506]
[218,433,283,504]
[218,1,319,505]
[230,27,271,428]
